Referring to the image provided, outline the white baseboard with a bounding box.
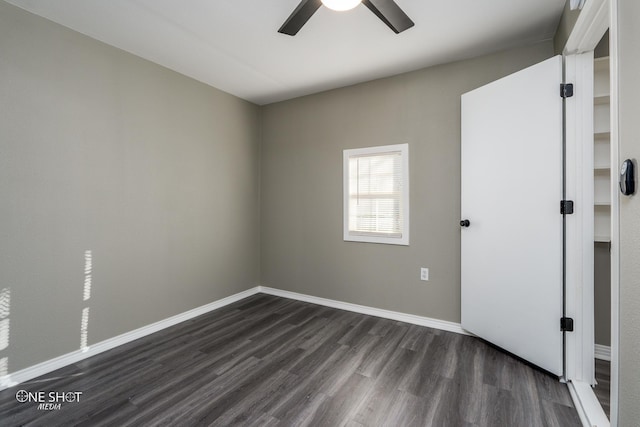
[1,285,470,392]
[258,286,470,336]
[0,286,261,391]
[568,380,610,427]
[594,344,611,361]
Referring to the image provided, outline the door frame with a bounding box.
[563,0,617,425]
[564,50,595,386]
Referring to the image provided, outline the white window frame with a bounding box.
[343,143,409,246]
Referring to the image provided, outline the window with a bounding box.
[343,143,409,245]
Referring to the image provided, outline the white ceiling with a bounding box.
[5,0,566,105]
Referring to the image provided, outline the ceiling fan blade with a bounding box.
[278,0,323,36]
[362,0,414,34]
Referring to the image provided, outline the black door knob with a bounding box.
[460,219,470,227]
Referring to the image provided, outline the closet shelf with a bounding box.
[593,57,611,248]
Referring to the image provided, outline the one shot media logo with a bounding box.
[15,390,82,411]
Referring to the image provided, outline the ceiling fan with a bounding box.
[278,0,414,36]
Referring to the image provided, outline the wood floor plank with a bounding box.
[481,341,518,391]
[275,390,328,427]
[303,373,373,426]
[125,355,263,426]
[353,386,427,427]
[355,323,408,379]
[267,345,352,420]
[317,335,381,397]
[511,362,547,427]
[337,316,378,346]
[209,369,298,426]
[0,294,582,426]
[399,333,444,397]
[373,347,419,393]
[478,383,517,427]
[193,348,307,425]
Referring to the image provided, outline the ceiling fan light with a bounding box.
[321,0,362,12]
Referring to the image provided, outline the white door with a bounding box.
[461,56,564,376]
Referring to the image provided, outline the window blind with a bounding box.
[348,151,403,237]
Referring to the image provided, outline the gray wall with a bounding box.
[594,30,610,59]
[0,2,260,374]
[553,1,581,54]
[617,0,640,422]
[594,243,611,346]
[261,42,554,322]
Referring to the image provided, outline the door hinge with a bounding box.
[561,317,574,332]
[560,200,574,215]
[560,83,574,98]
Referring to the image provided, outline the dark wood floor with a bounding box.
[594,358,610,417]
[0,294,581,426]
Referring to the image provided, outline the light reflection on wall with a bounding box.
[0,287,11,380]
[81,250,92,352]
[83,250,92,301]
[80,307,90,351]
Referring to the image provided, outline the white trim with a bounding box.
[0,287,261,391]
[563,0,618,422]
[608,0,620,423]
[568,381,593,427]
[343,143,410,246]
[595,344,611,361]
[0,285,470,392]
[564,51,596,384]
[258,286,470,336]
[568,380,611,427]
[564,0,610,54]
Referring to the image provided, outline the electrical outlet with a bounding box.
[420,268,429,281]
